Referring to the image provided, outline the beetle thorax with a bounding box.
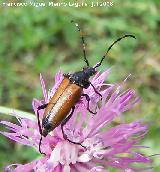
[83,67,96,78]
[66,67,96,89]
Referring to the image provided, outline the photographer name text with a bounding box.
[1,1,114,8]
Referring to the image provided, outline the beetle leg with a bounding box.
[37,103,48,155]
[61,106,86,149]
[37,104,48,134]
[90,82,102,100]
[61,106,75,140]
[37,103,48,110]
[81,94,96,114]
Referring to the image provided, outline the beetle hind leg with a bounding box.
[62,129,86,149]
[61,106,86,149]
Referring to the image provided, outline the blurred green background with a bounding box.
[0,0,160,171]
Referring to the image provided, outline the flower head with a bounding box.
[1,69,150,172]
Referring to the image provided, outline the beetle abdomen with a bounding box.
[43,77,82,130]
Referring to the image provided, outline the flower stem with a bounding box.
[0,106,36,121]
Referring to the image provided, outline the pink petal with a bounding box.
[40,73,48,102]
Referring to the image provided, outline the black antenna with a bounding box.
[94,34,136,69]
[71,20,90,67]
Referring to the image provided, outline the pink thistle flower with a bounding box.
[0,69,151,172]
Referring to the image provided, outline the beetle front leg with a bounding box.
[61,106,86,149]
[81,94,96,114]
[90,82,102,100]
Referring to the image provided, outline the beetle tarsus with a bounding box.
[65,137,87,150]
[39,134,46,155]
[62,126,86,150]
[90,82,102,101]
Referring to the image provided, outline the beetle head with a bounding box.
[83,67,96,78]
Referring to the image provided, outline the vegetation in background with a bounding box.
[0,0,159,171]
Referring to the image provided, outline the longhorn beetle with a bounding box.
[37,20,136,154]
